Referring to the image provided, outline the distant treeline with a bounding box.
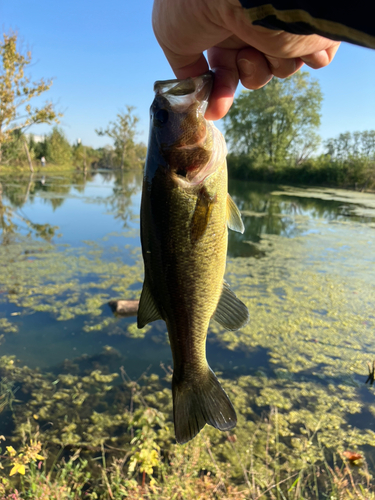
[0,126,147,172]
[227,130,375,189]
[325,130,375,161]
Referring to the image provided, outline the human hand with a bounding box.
[152,0,340,120]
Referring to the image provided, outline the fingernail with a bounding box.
[238,59,255,78]
[266,56,280,69]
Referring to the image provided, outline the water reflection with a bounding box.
[2,173,374,251]
[0,170,143,251]
[227,179,375,257]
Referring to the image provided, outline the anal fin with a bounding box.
[137,278,162,328]
[227,194,245,233]
[213,281,249,331]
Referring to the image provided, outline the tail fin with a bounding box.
[172,366,237,444]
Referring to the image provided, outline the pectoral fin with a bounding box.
[190,186,216,244]
[227,194,245,233]
[213,281,249,331]
[137,279,162,328]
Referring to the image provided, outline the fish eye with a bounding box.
[154,109,169,125]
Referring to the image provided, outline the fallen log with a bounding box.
[108,299,139,317]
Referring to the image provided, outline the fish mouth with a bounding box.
[154,71,213,114]
[152,71,224,187]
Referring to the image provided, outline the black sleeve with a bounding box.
[238,1,375,49]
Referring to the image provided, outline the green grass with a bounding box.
[0,162,81,174]
[0,402,374,499]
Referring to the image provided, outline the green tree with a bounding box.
[72,141,101,172]
[224,72,323,166]
[43,127,72,165]
[0,31,61,171]
[324,130,375,161]
[95,106,141,169]
[1,130,26,166]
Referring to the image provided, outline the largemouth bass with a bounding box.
[138,71,249,444]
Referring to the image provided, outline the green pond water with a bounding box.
[1,169,375,472]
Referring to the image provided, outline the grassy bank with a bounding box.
[227,154,375,190]
[0,163,80,175]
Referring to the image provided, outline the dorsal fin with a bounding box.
[137,278,162,328]
[213,281,249,331]
[226,194,245,233]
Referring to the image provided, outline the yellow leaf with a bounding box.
[35,454,45,461]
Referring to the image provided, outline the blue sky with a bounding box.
[1,0,375,149]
